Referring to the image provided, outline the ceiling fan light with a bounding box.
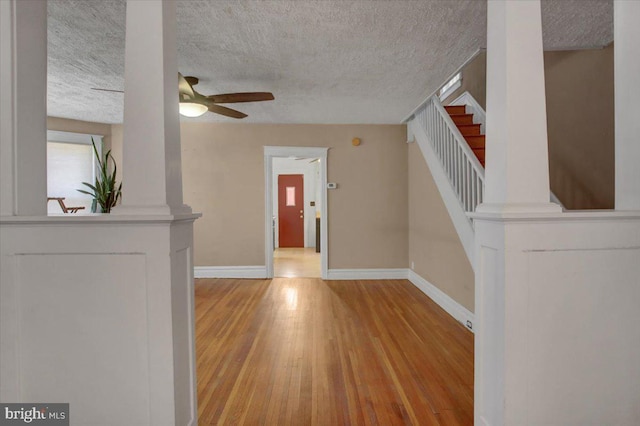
[179,102,208,117]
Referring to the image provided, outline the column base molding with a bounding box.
[473,202,562,215]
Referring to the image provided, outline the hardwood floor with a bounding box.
[273,248,321,278]
[196,278,473,425]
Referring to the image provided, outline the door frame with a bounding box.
[264,146,329,279]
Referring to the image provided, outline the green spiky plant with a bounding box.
[77,138,122,213]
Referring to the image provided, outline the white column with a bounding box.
[0,0,47,216]
[614,0,640,210]
[113,0,191,216]
[481,0,560,213]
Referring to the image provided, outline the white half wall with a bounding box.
[472,211,640,426]
[0,215,199,426]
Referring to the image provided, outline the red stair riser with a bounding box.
[457,124,481,136]
[450,114,474,125]
[464,135,485,149]
[472,148,485,162]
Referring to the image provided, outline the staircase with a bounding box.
[408,91,564,269]
[443,105,485,167]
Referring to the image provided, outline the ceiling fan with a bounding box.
[92,73,274,119]
[178,73,274,119]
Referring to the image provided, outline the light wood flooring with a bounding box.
[274,248,321,278]
[196,278,474,425]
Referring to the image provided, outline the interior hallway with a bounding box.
[274,247,321,278]
[195,278,474,425]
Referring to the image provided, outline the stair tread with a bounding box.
[444,105,466,113]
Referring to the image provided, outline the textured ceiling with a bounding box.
[47,0,613,125]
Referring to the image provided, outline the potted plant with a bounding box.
[77,138,122,213]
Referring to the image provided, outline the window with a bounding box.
[286,187,296,206]
[46,131,101,214]
[439,72,462,101]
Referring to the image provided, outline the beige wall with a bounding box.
[408,142,474,312]
[442,46,615,210]
[47,116,112,152]
[544,44,614,209]
[443,52,487,109]
[113,123,409,268]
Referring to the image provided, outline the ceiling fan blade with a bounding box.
[91,88,124,93]
[207,92,274,104]
[178,73,195,98]
[207,103,247,119]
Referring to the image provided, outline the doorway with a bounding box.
[264,146,329,279]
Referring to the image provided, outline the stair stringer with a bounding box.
[409,119,475,269]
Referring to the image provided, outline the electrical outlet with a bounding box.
[411,261,415,270]
[466,320,473,330]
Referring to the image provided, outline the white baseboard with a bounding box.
[194,266,267,279]
[408,270,475,332]
[326,268,409,280]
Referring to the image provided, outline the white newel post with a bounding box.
[1,1,199,425]
[0,0,47,216]
[113,0,191,216]
[614,0,640,210]
[481,0,559,213]
[473,2,640,426]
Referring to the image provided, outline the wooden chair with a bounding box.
[47,197,85,213]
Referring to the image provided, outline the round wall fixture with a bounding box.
[352,137,361,146]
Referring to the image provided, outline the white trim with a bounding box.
[326,268,408,280]
[408,270,475,332]
[403,48,486,123]
[264,146,329,280]
[409,119,476,267]
[194,266,267,279]
[46,130,104,145]
[264,146,328,158]
[550,191,565,210]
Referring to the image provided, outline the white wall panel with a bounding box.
[526,248,640,425]
[16,253,149,424]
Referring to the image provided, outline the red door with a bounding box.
[278,174,304,247]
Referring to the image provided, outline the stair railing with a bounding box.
[415,96,485,217]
